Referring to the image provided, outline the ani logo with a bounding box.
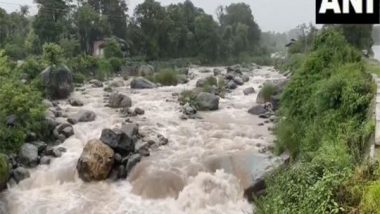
[316,0,380,24]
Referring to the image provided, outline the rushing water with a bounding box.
[374,45,380,61]
[0,67,285,214]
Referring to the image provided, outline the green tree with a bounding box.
[43,43,64,66]
[33,0,69,44]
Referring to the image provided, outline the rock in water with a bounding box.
[77,139,114,182]
[130,77,156,89]
[19,143,39,167]
[12,167,30,183]
[243,87,255,96]
[41,65,74,99]
[196,92,219,111]
[227,81,237,90]
[108,93,132,108]
[248,105,267,115]
[68,110,96,124]
[138,65,155,77]
[68,98,84,107]
[100,123,137,155]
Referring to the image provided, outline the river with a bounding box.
[0,67,285,214]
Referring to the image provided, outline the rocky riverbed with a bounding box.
[0,65,287,214]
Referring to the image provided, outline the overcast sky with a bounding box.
[0,0,316,32]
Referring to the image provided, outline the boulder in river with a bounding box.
[108,92,132,108]
[227,81,238,90]
[100,123,138,155]
[77,139,115,182]
[19,143,39,167]
[68,110,96,124]
[233,77,244,86]
[196,92,219,111]
[12,167,30,183]
[242,75,250,82]
[248,105,267,115]
[243,87,255,96]
[68,97,84,107]
[54,123,74,139]
[41,65,74,99]
[130,77,156,89]
[138,65,155,77]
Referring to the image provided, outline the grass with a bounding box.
[366,60,380,76]
[149,68,179,86]
[260,83,277,103]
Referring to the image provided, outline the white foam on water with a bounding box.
[1,67,285,214]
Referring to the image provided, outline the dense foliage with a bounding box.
[258,29,376,213]
[0,51,46,153]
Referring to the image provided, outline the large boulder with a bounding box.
[108,92,132,108]
[68,110,96,124]
[100,123,138,155]
[19,143,39,167]
[138,65,155,77]
[130,77,157,89]
[41,65,74,99]
[0,154,10,190]
[77,139,115,182]
[248,105,267,115]
[12,167,30,183]
[196,92,219,111]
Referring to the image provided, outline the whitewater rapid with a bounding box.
[0,67,285,214]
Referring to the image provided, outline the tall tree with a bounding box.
[219,3,261,52]
[33,0,70,44]
[74,3,109,53]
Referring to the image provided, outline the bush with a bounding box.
[151,68,179,86]
[0,154,9,187]
[4,43,26,60]
[104,38,123,59]
[96,59,112,81]
[16,56,45,80]
[260,29,375,213]
[260,83,277,103]
[43,43,64,66]
[108,57,124,73]
[0,51,46,153]
[67,54,97,76]
[179,89,200,108]
[258,142,352,214]
[360,181,380,214]
[59,38,80,58]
